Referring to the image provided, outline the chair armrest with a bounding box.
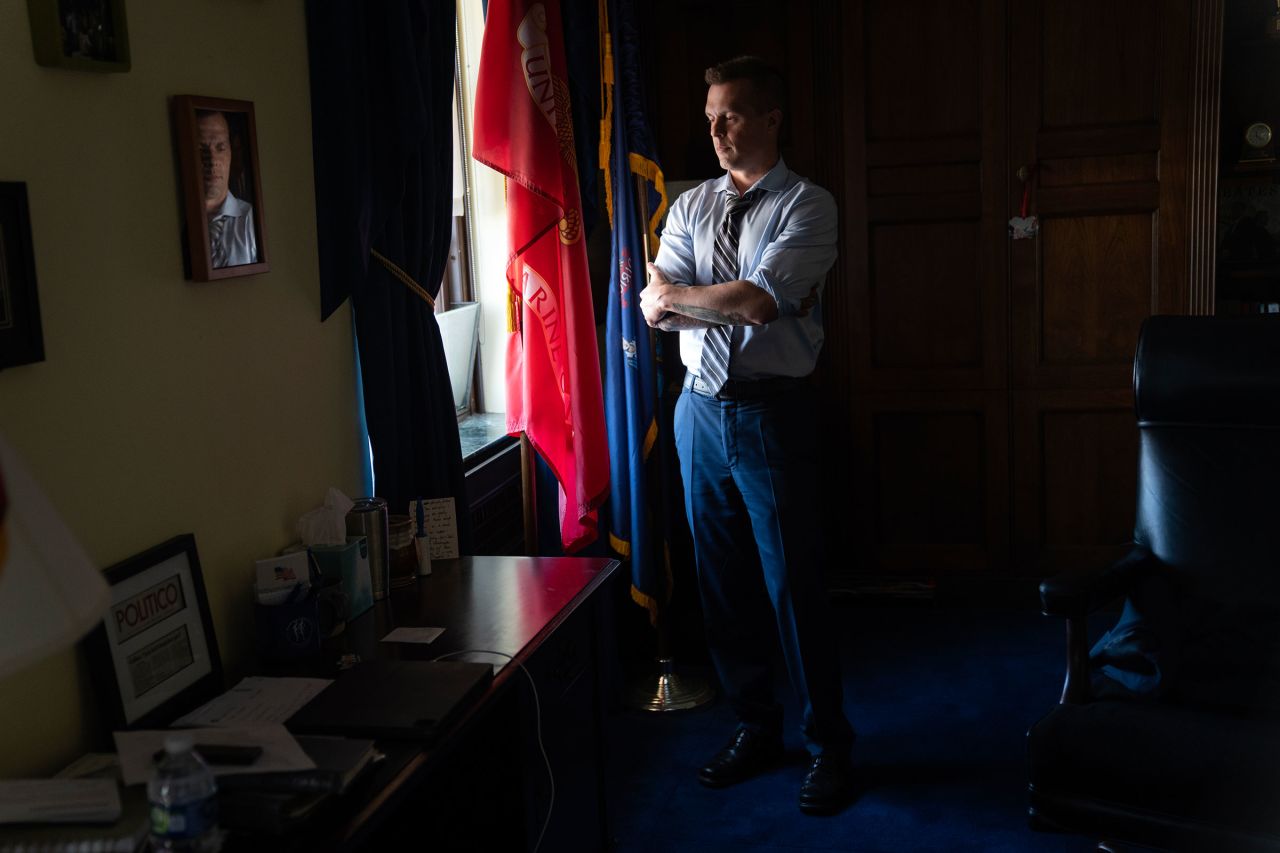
[1040,545,1158,704]
[1040,545,1157,620]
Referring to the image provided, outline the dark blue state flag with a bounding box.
[602,0,671,622]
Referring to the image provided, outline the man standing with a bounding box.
[197,110,257,268]
[639,55,853,815]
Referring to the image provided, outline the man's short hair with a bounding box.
[704,55,787,117]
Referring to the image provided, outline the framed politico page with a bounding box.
[170,94,269,282]
[84,534,223,731]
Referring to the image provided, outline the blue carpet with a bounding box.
[604,605,1107,853]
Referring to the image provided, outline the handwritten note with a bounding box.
[416,497,459,560]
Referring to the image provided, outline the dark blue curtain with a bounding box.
[305,0,471,551]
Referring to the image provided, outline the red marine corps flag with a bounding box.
[473,0,608,553]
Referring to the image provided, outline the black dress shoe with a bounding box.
[697,727,784,788]
[798,754,854,815]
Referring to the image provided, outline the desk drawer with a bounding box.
[519,596,606,851]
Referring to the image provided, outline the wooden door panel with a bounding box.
[865,0,981,141]
[1010,0,1192,392]
[1041,0,1161,127]
[1039,153,1160,187]
[831,0,1007,579]
[853,0,1007,393]
[851,392,1010,576]
[875,412,985,546]
[1012,391,1138,574]
[1008,0,1196,575]
[1041,410,1137,548]
[1040,213,1154,365]
[870,221,983,370]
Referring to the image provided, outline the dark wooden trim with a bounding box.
[1188,0,1224,315]
[865,136,983,167]
[813,0,847,390]
[1037,182,1162,216]
[867,192,984,223]
[1156,0,1194,316]
[843,3,871,392]
[812,0,854,541]
[1037,123,1162,159]
[979,0,1010,396]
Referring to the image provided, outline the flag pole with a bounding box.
[520,433,537,556]
[626,172,713,712]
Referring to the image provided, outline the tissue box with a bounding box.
[311,536,373,620]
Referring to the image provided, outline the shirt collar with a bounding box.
[211,190,250,219]
[716,157,790,197]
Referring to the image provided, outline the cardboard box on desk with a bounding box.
[310,536,373,619]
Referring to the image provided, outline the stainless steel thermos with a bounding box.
[345,497,390,600]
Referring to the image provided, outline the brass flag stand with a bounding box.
[624,173,713,713]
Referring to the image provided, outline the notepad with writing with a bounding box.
[285,659,493,742]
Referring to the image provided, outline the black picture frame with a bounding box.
[84,534,223,731]
[26,0,131,73]
[171,94,270,282]
[0,182,45,371]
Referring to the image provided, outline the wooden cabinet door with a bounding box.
[824,0,1011,581]
[1007,0,1198,574]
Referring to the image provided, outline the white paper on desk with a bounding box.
[171,676,333,727]
[114,724,315,787]
[381,626,445,644]
[423,497,459,559]
[0,779,121,824]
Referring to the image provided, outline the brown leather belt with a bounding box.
[682,372,809,400]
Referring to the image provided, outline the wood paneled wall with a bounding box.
[643,0,1221,583]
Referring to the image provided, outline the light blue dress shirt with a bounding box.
[208,190,258,268]
[653,158,837,380]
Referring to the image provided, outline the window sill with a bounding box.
[459,412,514,468]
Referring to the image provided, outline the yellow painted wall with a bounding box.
[0,2,363,776]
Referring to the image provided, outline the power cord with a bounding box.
[433,649,554,853]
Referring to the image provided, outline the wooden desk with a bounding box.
[251,555,620,852]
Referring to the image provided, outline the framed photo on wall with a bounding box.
[84,534,224,731]
[0,182,45,371]
[26,0,131,73]
[171,95,270,282]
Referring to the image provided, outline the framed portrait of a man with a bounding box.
[171,95,269,282]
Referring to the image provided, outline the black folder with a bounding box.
[286,659,494,742]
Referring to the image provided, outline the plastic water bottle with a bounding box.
[147,734,222,852]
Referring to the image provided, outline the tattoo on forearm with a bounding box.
[670,302,752,326]
[655,314,717,331]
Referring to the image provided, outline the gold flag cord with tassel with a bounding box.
[370,248,436,309]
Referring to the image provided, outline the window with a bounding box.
[445,1,512,460]
[437,74,481,421]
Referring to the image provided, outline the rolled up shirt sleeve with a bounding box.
[653,194,698,286]
[745,188,837,317]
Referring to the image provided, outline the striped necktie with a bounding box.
[699,190,757,395]
[209,216,228,268]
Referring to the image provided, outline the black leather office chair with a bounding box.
[1028,314,1280,852]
